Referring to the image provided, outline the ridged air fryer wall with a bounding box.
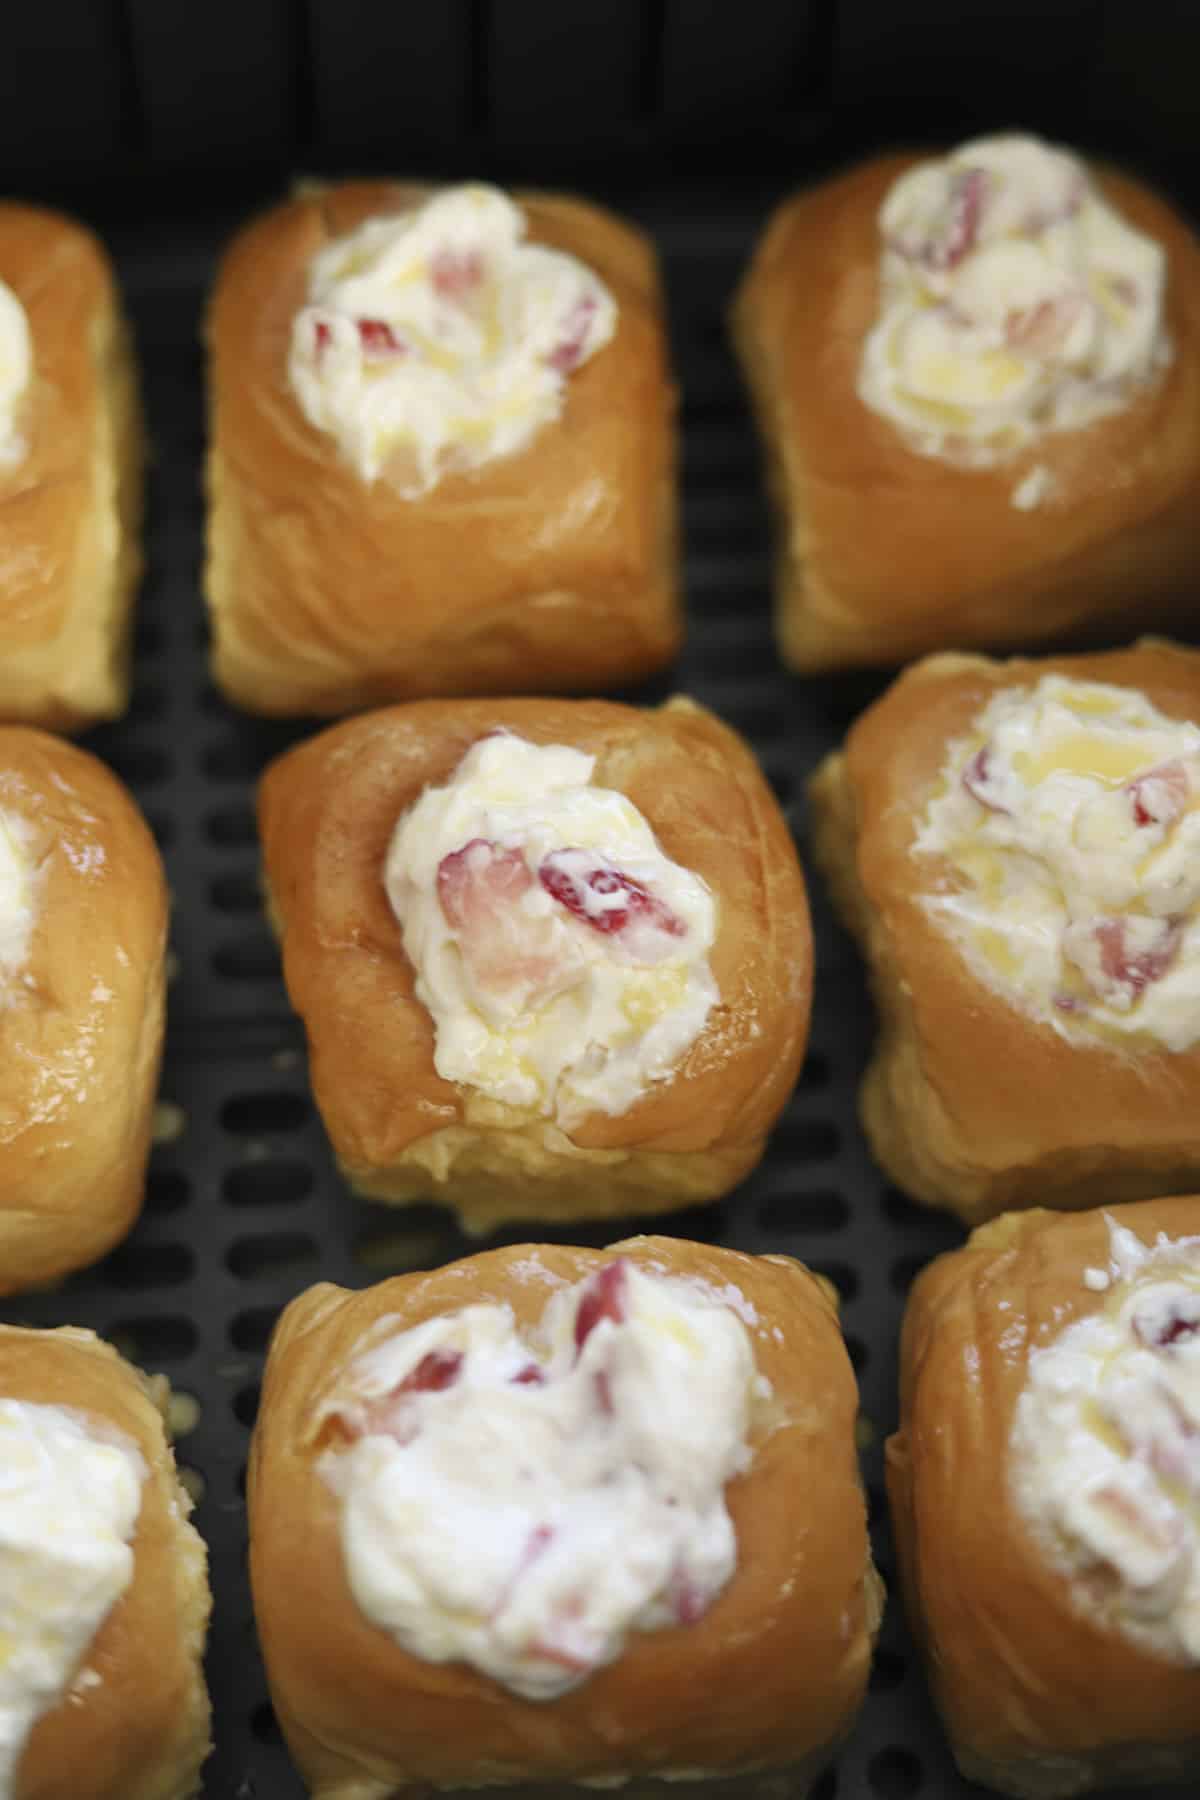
[5,4,1200,1797]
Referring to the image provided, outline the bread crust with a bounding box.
[731,153,1200,672]
[248,1237,881,1797]
[888,1196,1200,1798]
[809,639,1200,1225]
[205,181,680,716]
[1,1324,210,1800]
[0,728,167,1287]
[258,696,812,1229]
[0,202,143,730]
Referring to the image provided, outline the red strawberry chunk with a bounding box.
[438,839,534,929]
[1128,760,1189,830]
[921,166,988,271]
[574,1260,627,1351]
[511,1362,547,1387]
[1094,916,1184,996]
[539,850,686,957]
[1005,291,1084,357]
[436,838,578,1011]
[961,745,1009,813]
[432,247,484,299]
[400,1348,463,1394]
[358,317,405,355]
[669,1566,708,1627]
[547,293,598,373]
[1134,1299,1200,1351]
[314,319,332,353]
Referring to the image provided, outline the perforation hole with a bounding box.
[210,873,262,915]
[799,1051,831,1090]
[845,1333,868,1371]
[868,1748,923,1797]
[105,744,171,788]
[867,1483,886,1525]
[870,1649,907,1692]
[103,1243,194,1289]
[233,1382,261,1428]
[354,1219,464,1276]
[811,1260,859,1302]
[109,1315,197,1363]
[757,1189,849,1235]
[204,740,270,782]
[765,762,795,806]
[205,803,258,847]
[127,681,166,723]
[227,1231,320,1281]
[230,1306,282,1353]
[881,1186,928,1227]
[221,1093,310,1137]
[811,1771,837,1800]
[224,1161,313,1208]
[134,614,164,658]
[145,810,174,850]
[773,1118,840,1163]
[145,1168,190,1215]
[212,934,281,981]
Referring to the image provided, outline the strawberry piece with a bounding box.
[922,166,988,271]
[961,745,1009,813]
[431,247,484,299]
[1134,1300,1200,1351]
[357,317,405,355]
[539,850,686,955]
[574,1260,627,1351]
[511,1362,547,1387]
[1005,292,1084,357]
[547,293,598,374]
[314,319,332,354]
[438,839,533,929]
[1128,760,1189,829]
[1094,916,1184,997]
[400,1348,463,1393]
[669,1567,708,1627]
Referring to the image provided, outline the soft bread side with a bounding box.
[732,156,1200,672]
[1,1325,211,1800]
[0,728,167,1288]
[249,1238,880,1797]
[206,181,680,716]
[0,203,143,730]
[258,696,812,1229]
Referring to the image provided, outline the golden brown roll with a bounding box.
[809,638,1200,1225]
[0,1323,210,1800]
[732,141,1200,673]
[249,1236,881,1797]
[888,1197,1200,1797]
[205,179,680,715]
[0,728,167,1288]
[258,695,812,1231]
[0,202,143,731]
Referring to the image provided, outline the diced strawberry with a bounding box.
[922,166,988,271]
[547,293,598,373]
[961,745,1009,813]
[314,319,332,353]
[438,839,533,929]
[511,1362,547,1387]
[574,1260,627,1351]
[400,1348,463,1393]
[1094,916,1184,997]
[669,1567,708,1627]
[539,850,686,958]
[1053,992,1086,1014]
[1005,291,1085,357]
[432,247,484,299]
[1128,760,1189,830]
[1134,1300,1200,1351]
[357,317,405,355]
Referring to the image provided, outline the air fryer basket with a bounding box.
[4,5,1200,1795]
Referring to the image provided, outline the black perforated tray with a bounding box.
[0,186,1183,1800]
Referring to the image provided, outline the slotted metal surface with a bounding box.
[0,174,1189,1798]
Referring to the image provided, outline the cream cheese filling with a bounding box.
[288,183,617,495]
[1011,1218,1200,1663]
[915,675,1200,1051]
[385,733,719,1126]
[0,281,32,470]
[320,1259,764,1699]
[858,134,1170,468]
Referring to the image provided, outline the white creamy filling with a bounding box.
[385,734,719,1125]
[915,675,1200,1050]
[1012,1219,1200,1663]
[320,1260,763,1699]
[0,281,32,470]
[0,811,36,997]
[858,133,1170,464]
[0,1400,143,1794]
[288,182,617,494]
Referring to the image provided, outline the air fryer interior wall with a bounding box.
[3,4,1199,1795]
